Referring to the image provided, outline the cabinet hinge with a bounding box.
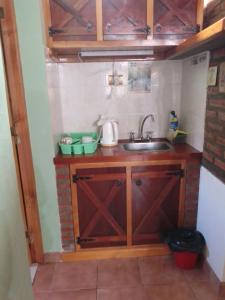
[0,7,4,19]
[167,169,185,178]
[25,230,34,245]
[49,26,64,36]
[72,174,92,183]
[10,126,21,145]
[76,237,95,244]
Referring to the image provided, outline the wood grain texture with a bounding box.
[166,17,225,59]
[0,0,43,263]
[62,244,170,261]
[96,0,103,40]
[126,166,132,246]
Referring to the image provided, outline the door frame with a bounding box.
[0,0,44,263]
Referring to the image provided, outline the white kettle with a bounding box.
[97,116,119,147]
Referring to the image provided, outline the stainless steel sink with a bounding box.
[123,141,173,152]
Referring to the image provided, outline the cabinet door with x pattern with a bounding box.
[132,164,183,246]
[49,0,97,41]
[73,167,127,249]
[154,0,199,39]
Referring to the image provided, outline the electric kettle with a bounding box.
[97,116,119,147]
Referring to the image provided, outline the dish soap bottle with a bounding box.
[167,111,178,142]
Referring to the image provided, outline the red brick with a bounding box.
[215,158,225,171]
[203,150,214,163]
[218,112,225,122]
[217,136,225,146]
[209,99,225,109]
[56,182,71,190]
[206,110,217,119]
[206,142,223,156]
[207,122,223,132]
[208,86,219,94]
[56,173,69,180]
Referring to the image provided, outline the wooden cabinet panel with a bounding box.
[75,167,127,248]
[49,0,97,41]
[103,0,148,40]
[132,165,181,245]
[154,0,199,39]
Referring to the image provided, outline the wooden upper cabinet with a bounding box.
[48,0,97,41]
[102,0,148,40]
[154,0,200,39]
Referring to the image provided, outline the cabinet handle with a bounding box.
[73,175,93,183]
[86,21,93,32]
[106,23,112,32]
[155,24,162,33]
[136,179,142,186]
[114,180,122,187]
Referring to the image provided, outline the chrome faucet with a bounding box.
[129,114,155,142]
[140,114,155,141]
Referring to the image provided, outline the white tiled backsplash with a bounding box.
[46,61,182,149]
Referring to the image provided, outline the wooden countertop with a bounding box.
[54,140,202,165]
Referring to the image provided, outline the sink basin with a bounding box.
[123,141,173,152]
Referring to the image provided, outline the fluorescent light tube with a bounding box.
[80,50,154,57]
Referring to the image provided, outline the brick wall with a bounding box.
[203,47,225,184]
[184,160,201,228]
[204,0,225,28]
[55,165,75,252]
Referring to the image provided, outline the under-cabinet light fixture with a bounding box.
[80,50,154,57]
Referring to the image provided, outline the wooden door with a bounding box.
[0,0,43,263]
[73,167,127,249]
[49,0,97,41]
[154,0,199,39]
[103,0,148,40]
[132,165,182,245]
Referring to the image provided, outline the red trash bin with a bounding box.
[174,251,199,269]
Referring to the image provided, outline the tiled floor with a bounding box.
[33,256,223,300]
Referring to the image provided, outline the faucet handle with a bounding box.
[145,131,154,141]
[129,131,135,142]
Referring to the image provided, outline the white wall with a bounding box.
[180,52,209,151]
[180,51,225,282]
[47,61,182,147]
[197,167,225,281]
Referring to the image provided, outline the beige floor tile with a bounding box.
[97,258,142,288]
[33,264,55,292]
[51,261,98,291]
[139,256,185,285]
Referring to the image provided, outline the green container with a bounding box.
[59,132,98,155]
[72,143,84,155]
[71,132,97,140]
[59,143,72,155]
[83,142,98,154]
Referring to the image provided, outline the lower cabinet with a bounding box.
[71,162,184,250]
[132,165,182,245]
[73,167,127,249]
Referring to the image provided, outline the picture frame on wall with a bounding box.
[219,62,225,93]
[128,62,151,93]
[207,66,218,86]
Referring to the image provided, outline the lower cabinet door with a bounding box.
[75,167,127,249]
[132,165,182,245]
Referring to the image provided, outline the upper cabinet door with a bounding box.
[103,0,148,40]
[154,0,198,39]
[49,0,97,41]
